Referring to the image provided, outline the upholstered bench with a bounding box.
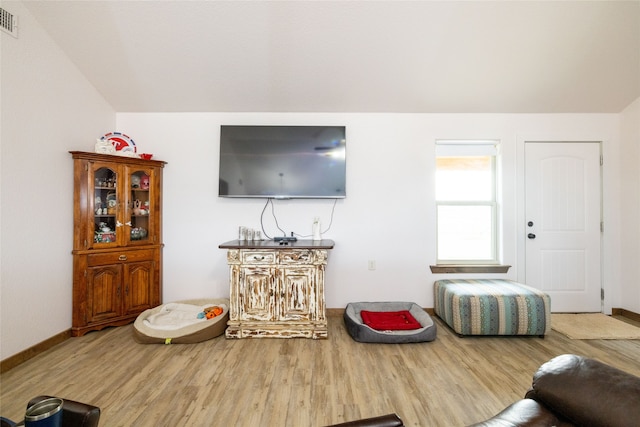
[434,279,550,337]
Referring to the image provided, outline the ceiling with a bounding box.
[23,1,640,113]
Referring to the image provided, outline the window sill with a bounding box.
[430,265,511,274]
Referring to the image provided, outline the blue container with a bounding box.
[24,398,63,427]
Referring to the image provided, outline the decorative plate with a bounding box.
[100,132,136,153]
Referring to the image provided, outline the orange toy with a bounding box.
[204,305,224,319]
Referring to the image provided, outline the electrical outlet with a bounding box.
[368,260,376,270]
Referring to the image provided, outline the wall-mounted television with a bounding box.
[219,125,346,199]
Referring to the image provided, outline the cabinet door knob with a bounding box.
[118,254,128,261]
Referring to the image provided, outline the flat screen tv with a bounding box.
[219,125,346,199]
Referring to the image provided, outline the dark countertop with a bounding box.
[219,239,335,249]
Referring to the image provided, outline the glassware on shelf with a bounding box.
[129,170,150,243]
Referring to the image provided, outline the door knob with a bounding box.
[528,233,536,239]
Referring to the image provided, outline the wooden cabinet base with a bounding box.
[225,322,328,339]
[71,316,138,337]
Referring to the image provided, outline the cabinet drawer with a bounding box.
[87,249,155,266]
[241,250,276,265]
[279,250,312,265]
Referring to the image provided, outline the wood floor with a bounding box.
[1,315,639,426]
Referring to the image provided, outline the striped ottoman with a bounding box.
[434,279,550,337]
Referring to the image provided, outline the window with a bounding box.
[436,140,499,265]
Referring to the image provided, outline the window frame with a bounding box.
[435,140,500,265]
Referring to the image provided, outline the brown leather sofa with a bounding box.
[468,354,640,427]
[325,413,403,427]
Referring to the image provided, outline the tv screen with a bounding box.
[219,125,346,199]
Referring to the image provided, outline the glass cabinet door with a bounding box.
[128,168,153,244]
[93,166,118,245]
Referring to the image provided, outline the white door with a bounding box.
[525,142,601,312]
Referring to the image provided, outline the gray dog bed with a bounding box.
[344,301,437,343]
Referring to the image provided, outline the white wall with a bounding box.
[0,1,115,360]
[116,112,624,312]
[620,98,640,313]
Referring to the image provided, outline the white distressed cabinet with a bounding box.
[219,240,334,339]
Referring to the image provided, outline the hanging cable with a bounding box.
[322,198,338,234]
[293,198,339,238]
[261,198,339,240]
[260,198,272,240]
[260,198,286,240]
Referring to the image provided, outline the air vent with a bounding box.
[1,7,18,38]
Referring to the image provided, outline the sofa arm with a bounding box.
[27,396,100,427]
[324,413,403,427]
[525,354,640,427]
[466,399,569,427]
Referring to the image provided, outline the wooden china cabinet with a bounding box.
[70,151,166,336]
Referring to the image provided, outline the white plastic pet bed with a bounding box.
[133,298,229,344]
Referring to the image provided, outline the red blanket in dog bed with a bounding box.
[360,310,422,330]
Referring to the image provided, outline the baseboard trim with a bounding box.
[1,329,71,373]
[612,308,640,323]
